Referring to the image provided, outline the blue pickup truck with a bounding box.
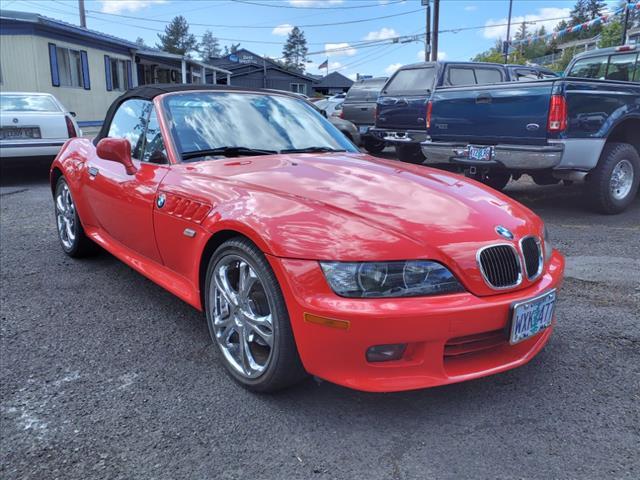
[421,46,640,214]
[372,61,557,164]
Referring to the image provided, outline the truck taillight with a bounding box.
[547,95,567,132]
[65,115,77,138]
[339,108,344,119]
[426,100,433,130]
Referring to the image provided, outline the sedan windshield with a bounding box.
[163,92,358,160]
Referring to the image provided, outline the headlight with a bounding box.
[543,226,553,263]
[319,260,464,298]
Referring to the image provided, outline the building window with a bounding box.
[110,58,129,91]
[56,47,83,87]
[290,83,307,95]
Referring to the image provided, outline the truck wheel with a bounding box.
[363,137,386,155]
[481,170,511,191]
[396,144,425,164]
[588,142,639,214]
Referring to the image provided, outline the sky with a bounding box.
[0,0,622,79]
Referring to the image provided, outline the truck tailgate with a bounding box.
[429,81,555,145]
[376,95,427,131]
[342,101,376,126]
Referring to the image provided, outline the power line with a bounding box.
[230,0,407,9]
[84,6,424,29]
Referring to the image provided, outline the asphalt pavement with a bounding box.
[1,158,639,479]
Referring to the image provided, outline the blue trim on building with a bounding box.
[104,56,113,91]
[80,50,91,90]
[48,42,59,87]
[77,121,104,127]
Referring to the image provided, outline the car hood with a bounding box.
[168,153,543,295]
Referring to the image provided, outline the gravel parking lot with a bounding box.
[1,157,639,480]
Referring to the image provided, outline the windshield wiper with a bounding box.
[280,147,347,154]
[181,146,278,160]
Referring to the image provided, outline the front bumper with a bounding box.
[420,140,564,170]
[268,251,564,392]
[371,129,428,145]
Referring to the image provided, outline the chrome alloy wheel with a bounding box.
[210,255,274,379]
[610,159,634,201]
[55,182,77,250]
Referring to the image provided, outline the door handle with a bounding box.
[88,166,99,177]
[476,93,492,104]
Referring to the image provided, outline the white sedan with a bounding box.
[0,92,81,158]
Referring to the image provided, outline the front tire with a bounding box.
[396,144,425,164]
[204,238,306,392]
[54,177,96,257]
[588,142,639,214]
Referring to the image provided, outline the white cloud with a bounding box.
[416,50,446,60]
[364,27,398,41]
[464,5,477,12]
[325,43,357,57]
[272,24,294,36]
[330,61,342,69]
[385,63,402,75]
[483,7,571,40]
[347,73,358,81]
[100,0,166,14]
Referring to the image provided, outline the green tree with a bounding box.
[599,19,624,48]
[200,30,221,60]
[472,39,504,63]
[156,16,197,56]
[223,43,241,56]
[282,26,308,72]
[135,37,146,48]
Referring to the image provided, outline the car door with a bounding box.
[85,99,169,263]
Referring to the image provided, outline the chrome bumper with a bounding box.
[420,141,564,170]
[372,129,428,144]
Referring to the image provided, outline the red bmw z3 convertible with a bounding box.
[51,85,564,393]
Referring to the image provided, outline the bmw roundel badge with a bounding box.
[495,225,514,240]
[157,193,166,208]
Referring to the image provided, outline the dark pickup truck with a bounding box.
[422,46,640,214]
[341,77,387,154]
[372,61,557,163]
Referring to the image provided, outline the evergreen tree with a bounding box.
[156,16,197,56]
[282,26,308,72]
[200,30,222,60]
[514,21,528,41]
[585,0,606,19]
[135,37,146,47]
[223,43,241,56]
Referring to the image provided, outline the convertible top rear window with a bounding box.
[163,92,357,159]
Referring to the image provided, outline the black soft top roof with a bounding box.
[95,84,299,144]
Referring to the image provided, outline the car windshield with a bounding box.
[163,92,357,160]
[0,95,60,112]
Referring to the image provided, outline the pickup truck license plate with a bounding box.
[468,145,493,162]
[358,125,372,134]
[510,289,556,344]
[0,127,41,140]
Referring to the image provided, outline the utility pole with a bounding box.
[78,0,86,28]
[504,0,513,63]
[425,0,431,62]
[621,0,631,45]
[431,0,440,61]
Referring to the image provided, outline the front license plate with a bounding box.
[468,145,493,161]
[510,289,556,344]
[0,127,41,140]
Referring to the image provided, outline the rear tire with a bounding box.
[481,170,511,191]
[396,144,425,164]
[587,142,639,214]
[204,237,307,392]
[363,137,386,155]
[54,177,97,258]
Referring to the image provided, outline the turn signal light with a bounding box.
[547,95,567,132]
[426,100,433,130]
[366,343,407,362]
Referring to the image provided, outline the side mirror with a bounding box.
[69,111,77,117]
[320,109,328,118]
[96,138,137,175]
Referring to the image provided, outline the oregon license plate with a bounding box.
[0,127,41,140]
[358,125,371,134]
[468,145,493,161]
[510,289,556,344]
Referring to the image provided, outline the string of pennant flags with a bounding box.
[510,1,640,47]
